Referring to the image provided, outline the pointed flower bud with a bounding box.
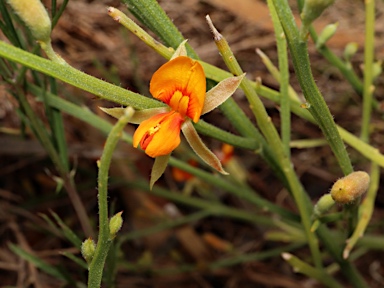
[109,211,123,239]
[316,22,338,49]
[372,60,382,81]
[313,193,335,218]
[344,42,359,62]
[7,0,51,42]
[330,171,370,204]
[81,238,96,264]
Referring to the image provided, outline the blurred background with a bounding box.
[1,0,384,286]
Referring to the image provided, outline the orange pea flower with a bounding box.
[102,41,244,188]
[133,56,206,157]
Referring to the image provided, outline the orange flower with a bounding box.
[101,41,244,188]
[133,111,184,158]
[133,56,206,157]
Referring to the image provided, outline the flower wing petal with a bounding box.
[150,56,206,122]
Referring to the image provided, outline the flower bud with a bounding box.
[316,22,338,49]
[7,0,51,42]
[81,238,96,264]
[330,171,370,204]
[344,42,359,62]
[372,60,382,81]
[310,193,336,232]
[313,193,335,218]
[109,211,123,239]
[301,0,335,27]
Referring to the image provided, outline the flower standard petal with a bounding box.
[133,111,184,158]
[181,120,228,175]
[150,56,206,122]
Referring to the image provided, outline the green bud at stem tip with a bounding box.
[316,22,338,49]
[313,193,335,218]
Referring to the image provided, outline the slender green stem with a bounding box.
[316,225,368,288]
[206,16,322,268]
[360,0,376,142]
[272,0,353,176]
[48,77,69,171]
[267,0,291,157]
[0,1,23,48]
[295,0,364,96]
[39,39,67,65]
[282,253,343,288]
[107,7,173,59]
[314,32,363,95]
[51,0,69,28]
[122,0,198,58]
[88,107,135,288]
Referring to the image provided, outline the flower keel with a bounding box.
[133,111,184,157]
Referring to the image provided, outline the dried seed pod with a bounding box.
[331,171,370,204]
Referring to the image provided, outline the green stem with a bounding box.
[316,225,368,288]
[122,0,198,58]
[206,16,322,268]
[282,253,343,288]
[88,107,135,288]
[272,0,353,176]
[360,0,375,142]
[267,0,291,157]
[48,77,69,171]
[295,0,364,96]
